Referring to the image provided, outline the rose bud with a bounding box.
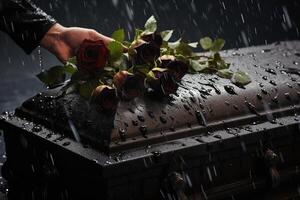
[113,71,144,100]
[159,55,188,81]
[140,32,163,47]
[76,39,109,73]
[91,85,119,112]
[147,68,179,95]
[130,39,161,65]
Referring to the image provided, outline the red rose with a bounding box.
[130,39,161,65]
[159,55,188,81]
[76,39,109,72]
[147,68,178,95]
[113,71,144,100]
[91,85,119,112]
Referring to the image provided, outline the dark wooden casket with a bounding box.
[0,41,300,200]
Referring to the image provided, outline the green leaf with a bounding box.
[189,59,209,72]
[122,41,131,48]
[152,67,168,73]
[113,54,130,71]
[217,69,233,79]
[64,62,78,74]
[144,15,157,33]
[147,70,157,80]
[36,66,66,86]
[78,81,99,99]
[62,83,78,95]
[70,70,89,82]
[108,40,123,62]
[231,71,251,86]
[112,28,125,43]
[67,56,77,65]
[213,53,230,70]
[103,67,115,72]
[176,42,193,57]
[134,29,143,40]
[175,54,189,63]
[188,42,198,48]
[168,38,182,49]
[211,38,225,52]
[161,30,173,41]
[199,37,212,50]
[133,65,150,75]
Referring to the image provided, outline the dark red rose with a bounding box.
[113,71,144,100]
[159,55,188,81]
[147,68,178,95]
[140,32,163,47]
[130,39,161,65]
[76,39,109,72]
[91,85,119,112]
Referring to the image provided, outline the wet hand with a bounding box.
[41,23,114,63]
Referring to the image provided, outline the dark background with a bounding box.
[0,0,299,197]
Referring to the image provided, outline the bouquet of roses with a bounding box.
[37,16,251,113]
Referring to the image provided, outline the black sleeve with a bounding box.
[0,0,57,54]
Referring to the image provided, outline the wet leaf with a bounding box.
[36,66,66,86]
[217,69,233,79]
[152,67,168,73]
[211,38,225,52]
[122,41,131,48]
[147,70,157,80]
[231,71,251,86]
[134,65,150,75]
[176,42,193,57]
[79,81,99,99]
[62,83,78,95]
[104,67,115,72]
[144,15,157,34]
[64,62,78,74]
[213,53,230,69]
[112,29,125,43]
[168,38,181,49]
[188,42,198,48]
[189,59,208,72]
[67,56,77,65]
[134,29,143,40]
[199,37,212,50]
[108,40,123,62]
[161,30,173,41]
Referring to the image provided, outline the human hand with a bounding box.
[41,23,114,63]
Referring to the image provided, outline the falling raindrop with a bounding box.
[195,110,207,126]
[206,166,213,182]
